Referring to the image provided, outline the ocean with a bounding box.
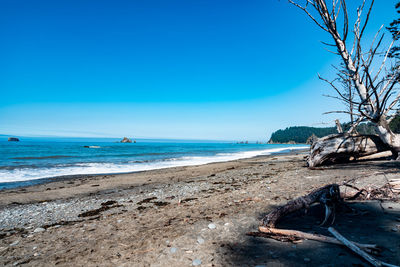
[0,138,308,189]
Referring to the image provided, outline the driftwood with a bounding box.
[255,179,398,265]
[390,179,400,192]
[335,119,343,133]
[255,184,387,257]
[257,227,378,253]
[328,227,399,267]
[261,184,341,227]
[308,134,391,167]
[343,182,400,201]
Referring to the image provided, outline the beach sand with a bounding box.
[0,152,399,266]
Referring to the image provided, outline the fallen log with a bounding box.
[308,134,391,167]
[261,184,341,227]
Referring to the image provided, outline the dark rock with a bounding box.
[120,137,133,143]
[101,200,117,206]
[137,197,157,205]
[8,137,19,142]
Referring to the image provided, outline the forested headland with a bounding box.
[268,115,400,144]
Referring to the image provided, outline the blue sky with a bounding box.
[0,0,396,140]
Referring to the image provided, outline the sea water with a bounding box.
[0,138,308,189]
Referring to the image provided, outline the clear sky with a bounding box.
[0,0,396,140]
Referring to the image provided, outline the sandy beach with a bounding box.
[0,152,399,266]
[2,0,400,266]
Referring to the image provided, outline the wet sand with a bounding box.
[0,152,399,266]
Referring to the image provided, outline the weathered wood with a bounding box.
[358,151,393,161]
[308,134,391,167]
[376,119,400,158]
[390,179,400,191]
[258,227,378,252]
[329,227,381,266]
[261,184,340,227]
[335,119,343,133]
[289,0,400,155]
[328,227,399,267]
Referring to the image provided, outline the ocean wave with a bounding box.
[0,146,308,183]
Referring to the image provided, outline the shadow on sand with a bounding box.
[219,201,400,266]
[321,159,400,175]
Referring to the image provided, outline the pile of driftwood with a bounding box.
[343,179,400,201]
[249,183,399,267]
[307,133,394,167]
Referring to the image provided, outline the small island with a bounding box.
[120,137,133,143]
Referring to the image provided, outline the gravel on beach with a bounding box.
[0,153,399,267]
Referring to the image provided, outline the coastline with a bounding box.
[0,147,308,191]
[0,149,308,206]
[1,152,399,266]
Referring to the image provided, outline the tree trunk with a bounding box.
[308,134,391,167]
[261,184,340,227]
[375,117,400,159]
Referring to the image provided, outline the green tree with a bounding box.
[387,2,400,59]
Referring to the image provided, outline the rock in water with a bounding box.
[8,137,19,142]
[120,137,133,143]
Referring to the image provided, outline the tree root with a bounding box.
[261,184,341,227]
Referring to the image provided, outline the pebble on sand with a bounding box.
[33,227,45,233]
[192,259,202,266]
[9,240,19,247]
[170,247,177,253]
[208,223,216,229]
[197,237,205,244]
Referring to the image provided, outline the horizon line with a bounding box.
[0,134,268,143]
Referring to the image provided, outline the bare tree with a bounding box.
[322,65,357,129]
[290,0,400,162]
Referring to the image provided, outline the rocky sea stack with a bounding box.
[120,137,133,143]
[8,137,19,142]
